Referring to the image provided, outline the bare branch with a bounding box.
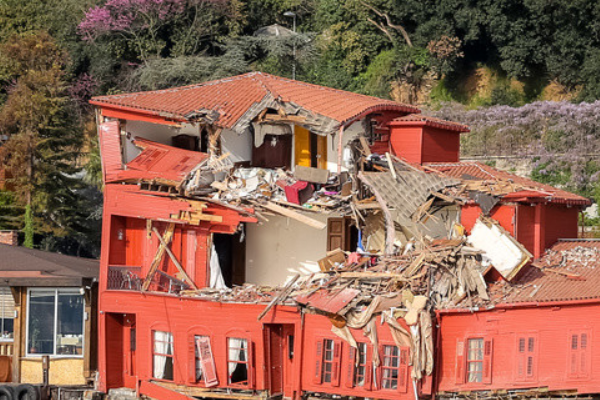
[361,1,413,47]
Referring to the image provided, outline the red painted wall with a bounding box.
[389,126,422,163]
[98,289,427,400]
[437,303,600,394]
[461,204,515,235]
[421,126,460,163]
[388,124,461,164]
[543,204,578,250]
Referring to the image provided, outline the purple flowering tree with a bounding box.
[431,101,600,196]
[78,0,211,61]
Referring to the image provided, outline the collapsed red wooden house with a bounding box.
[90,72,594,400]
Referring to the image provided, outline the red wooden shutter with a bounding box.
[580,333,588,376]
[516,337,525,380]
[98,120,122,181]
[455,340,465,385]
[364,345,373,390]
[569,333,578,376]
[345,346,356,388]
[313,339,324,384]
[189,335,197,383]
[197,336,218,387]
[331,341,342,387]
[247,338,255,389]
[397,347,409,393]
[482,338,493,384]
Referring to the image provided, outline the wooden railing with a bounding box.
[107,266,188,294]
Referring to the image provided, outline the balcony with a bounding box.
[107,266,189,294]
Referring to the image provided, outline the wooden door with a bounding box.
[123,314,137,388]
[265,325,284,395]
[327,217,353,251]
[294,126,311,168]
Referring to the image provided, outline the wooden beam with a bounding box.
[142,223,175,291]
[262,202,326,230]
[153,227,199,290]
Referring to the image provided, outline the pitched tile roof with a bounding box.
[390,114,470,132]
[488,240,600,304]
[426,161,590,206]
[90,72,419,130]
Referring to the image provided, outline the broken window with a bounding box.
[153,331,174,380]
[227,337,249,385]
[466,338,484,383]
[27,289,84,356]
[354,342,368,387]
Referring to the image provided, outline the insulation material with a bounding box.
[468,217,532,281]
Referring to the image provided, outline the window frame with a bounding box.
[25,288,85,358]
[466,338,485,383]
[379,343,409,392]
[0,288,14,342]
[456,336,493,387]
[152,330,175,382]
[226,335,253,389]
[313,336,342,387]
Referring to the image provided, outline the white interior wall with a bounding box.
[123,120,200,163]
[326,120,364,172]
[220,129,252,163]
[245,214,330,286]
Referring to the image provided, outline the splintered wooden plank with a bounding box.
[153,227,198,290]
[141,222,175,291]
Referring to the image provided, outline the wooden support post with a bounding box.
[337,125,344,175]
[152,227,199,290]
[142,223,175,291]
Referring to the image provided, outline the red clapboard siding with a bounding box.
[437,303,600,395]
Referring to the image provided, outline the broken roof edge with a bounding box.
[436,296,600,315]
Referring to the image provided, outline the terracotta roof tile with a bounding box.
[91,72,419,129]
[488,240,600,304]
[426,161,590,206]
[390,114,470,132]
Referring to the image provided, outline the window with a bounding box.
[380,345,409,390]
[466,338,484,383]
[569,332,591,378]
[227,337,248,385]
[314,338,341,386]
[354,343,368,387]
[0,288,14,341]
[153,331,174,380]
[516,336,537,381]
[190,335,218,386]
[27,289,84,356]
[322,339,335,383]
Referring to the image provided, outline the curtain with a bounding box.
[209,243,227,289]
[195,336,204,381]
[252,123,292,147]
[228,338,246,381]
[153,331,172,379]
